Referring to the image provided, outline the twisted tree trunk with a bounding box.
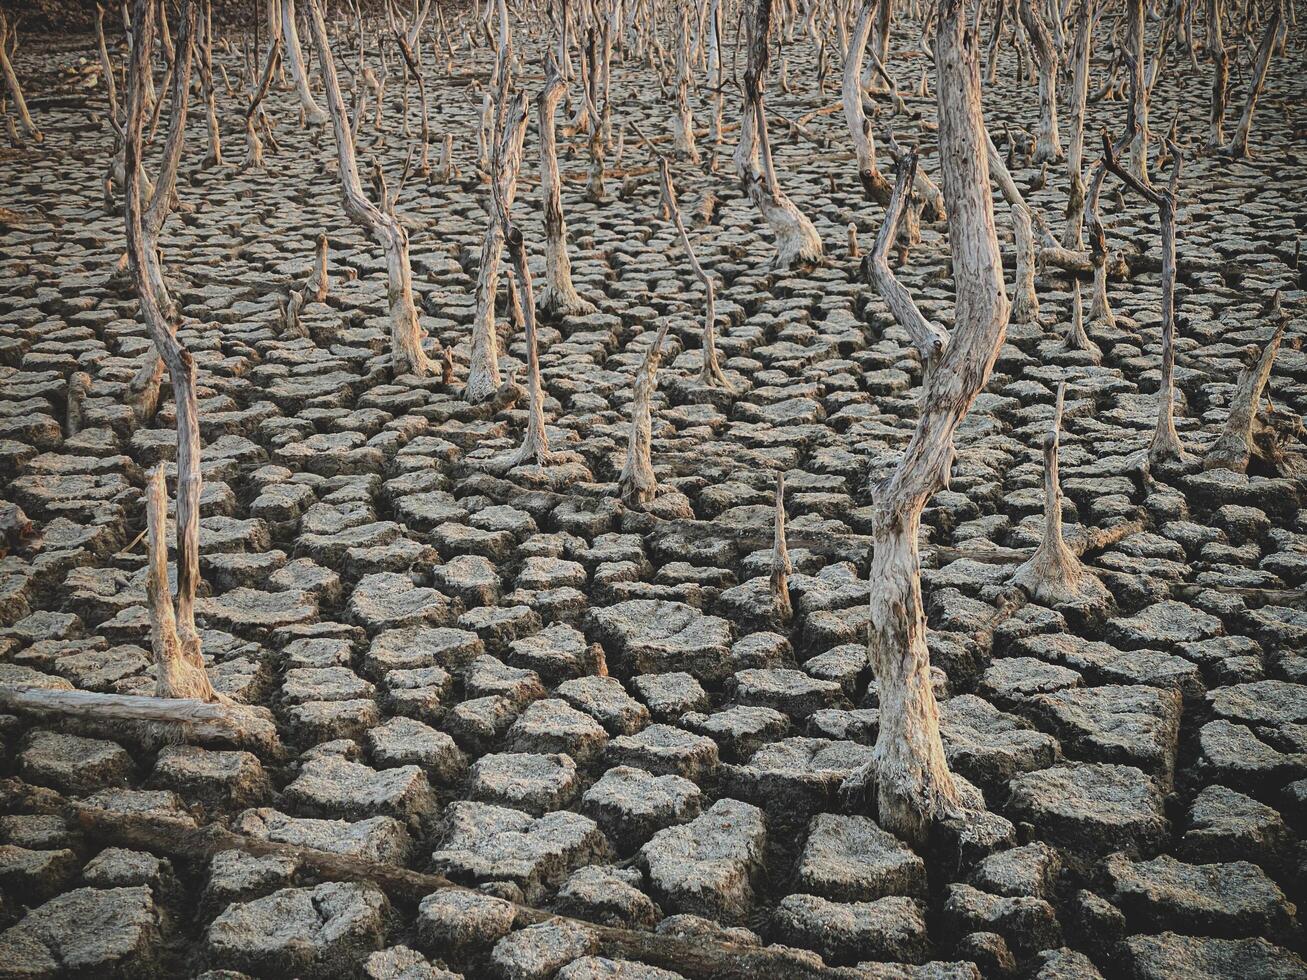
[842,0,1007,844]
[844,0,892,204]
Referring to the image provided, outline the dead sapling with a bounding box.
[770,472,793,622]
[1010,383,1110,607]
[1103,128,1188,467]
[1221,8,1281,159]
[658,155,734,390]
[1204,313,1299,474]
[984,128,1039,324]
[617,322,671,510]
[239,37,282,173]
[734,0,823,270]
[307,0,443,380]
[1063,280,1102,363]
[0,10,42,143]
[537,52,598,318]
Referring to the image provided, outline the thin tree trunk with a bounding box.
[1223,8,1280,158]
[844,0,893,204]
[0,12,42,143]
[1061,0,1093,248]
[1126,0,1150,185]
[617,323,671,508]
[1019,0,1061,163]
[1204,318,1287,472]
[283,0,329,124]
[984,130,1039,323]
[306,0,440,379]
[537,55,596,317]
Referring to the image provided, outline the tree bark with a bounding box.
[1204,318,1287,473]
[0,11,42,143]
[617,323,670,509]
[842,0,1006,844]
[537,55,596,318]
[1061,0,1093,248]
[844,0,892,204]
[1019,0,1061,163]
[984,130,1038,323]
[1223,8,1280,158]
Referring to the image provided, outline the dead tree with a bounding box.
[198,0,222,168]
[467,29,530,403]
[735,0,823,270]
[617,323,671,509]
[283,0,329,125]
[307,0,442,379]
[659,156,733,389]
[127,0,198,422]
[671,6,699,162]
[1222,8,1280,159]
[1018,0,1060,163]
[1207,0,1228,149]
[392,21,433,175]
[0,11,41,143]
[984,130,1039,323]
[537,54,597,317]
[1064,280,1101,361]
[1062,0,1093,248]
[490,99,565,474]
[1204,317,1290,473]
[124,0,224,705]
[1010,383,1109,605]
[1084,144,1118,326]
[66,372,92,437]
[1125,0,1150,185]
[1103,130,1186,466]
[307,232,330,302]
[771,472,793,621]
[844,0,893,204]
[841,0,1008,844]
[239,37,282,172]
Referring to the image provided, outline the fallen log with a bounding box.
[76,807,873,980]
[0,687,284,757]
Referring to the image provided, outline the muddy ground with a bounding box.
[0,3,1305,979]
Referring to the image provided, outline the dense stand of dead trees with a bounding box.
[3,0,1298,874]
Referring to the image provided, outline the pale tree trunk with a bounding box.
[467,78,529,403]
[707,0,725,143]
[491,96,570,475]
[736,0,823,271]
[1125,0,1150,186]
[307,232,330,302]
[307,0,441,379]
[617,322,671,509]
[124,0,224,705]
[537,55,597,318]
[844,0,893,204]
[1010,383,1109,605]
[239,38,281,173]
[984,130,1039,323]
[199,0,223,168]
[128,0,198,423]
[1019,0,1061,163]
[842,0,1007,844]
[1085,148,1116,326]
[1064,280,1101,361]
[771,473,792,621]
[0,11,42,143]
[1103,132,1186,467]
[1207,0,1227,149]
[1204,317,1287,473]
[659,156,732,389]
[671,7,699,162]
[284,0,329,125]
[1062,0,1093,248]
[1223,8,1280,158]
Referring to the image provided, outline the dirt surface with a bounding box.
[1,3,1306,979]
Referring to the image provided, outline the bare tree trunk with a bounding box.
[1207,0,1227,149]
[659,157,732,389]
[735,0,823,271]
[1063,280,1101,361]
[671,7,699,162]
[1223,8,1280,158]
[618,323,671,508]
[771,473,792,621]
[1061,0,1093,248]
[0,11,42,143]
[1010,383,1109,605]
[1204,318,1287,472]
[124,0,225,705]
[1103,131,1186,466]
[283,0,329,125]
[842,0,1007,844]
[307,0,440,379]
[307,232,330,302]
[844,0,893,204]
[1019,0,1061,163]
[199,0,223,168]
[1125,0,1150,186]
[537,55,596,317]
[239,38,281,172]
[1085,149,1116,326]
[984,130,1039,323]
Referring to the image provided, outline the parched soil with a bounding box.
[1,4,1305,980]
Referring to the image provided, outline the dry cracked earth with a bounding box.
[1,4,1306,980]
